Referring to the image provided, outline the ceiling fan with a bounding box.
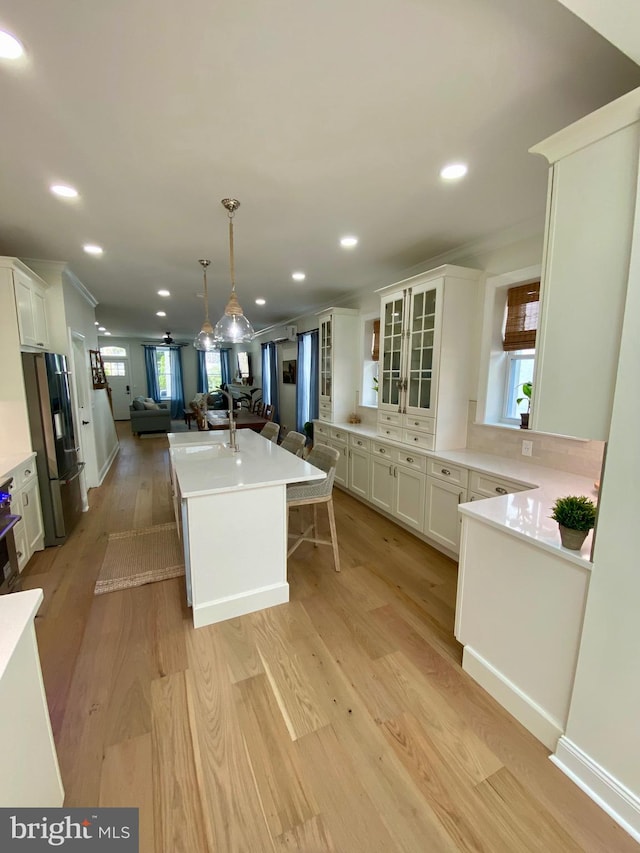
[161,331,174,344]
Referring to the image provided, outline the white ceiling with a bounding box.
[0,0,638,341]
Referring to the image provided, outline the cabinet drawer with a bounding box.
[468,471,527,498]
[314,422,330,439]
[427,459,469,488]
[378,411,402,426]
[372,441,394,459]
[349,434,371,452]
[403,430,435,451]
[329,428,348,444]
[377,424,402,441]
[395,450,426,472]
[15,458,37,489]
[403,415,435,434]
[318,402,332,422]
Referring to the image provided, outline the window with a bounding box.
[237,351,250,380]
[99,346,127,357]
[204,350,222,391]
[103,361,126,377]
[156,347,173,399]
[503,351,535,422]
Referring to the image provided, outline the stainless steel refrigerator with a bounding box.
[22,352,84,546]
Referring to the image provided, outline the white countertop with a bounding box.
[318,420,597,568]
[0,588,43,680]
[169,429,325,498]
[0,451,35,483]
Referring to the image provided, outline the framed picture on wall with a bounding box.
[282,359,297,384]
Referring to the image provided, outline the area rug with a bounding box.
[94,522,184,595]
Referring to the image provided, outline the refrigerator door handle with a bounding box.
[63,462,85,485]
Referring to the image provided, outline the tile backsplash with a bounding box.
[466,401,604,480]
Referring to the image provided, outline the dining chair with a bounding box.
[279,430,306,457]
[286,443,341,572]
[260,421,280,443]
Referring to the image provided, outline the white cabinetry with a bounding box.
[318,308,359,423]
[425,459,469,553]
[530,93,640,440]
[348,434,370,500]
[376,265,481,451]
[13,265,50,350]
[7,454,44,571]
[370,441,425,532]
[468,471,528,500]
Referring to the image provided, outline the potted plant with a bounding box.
[303,421,314,448]
[516,381,532,429]
[550,495,597,550]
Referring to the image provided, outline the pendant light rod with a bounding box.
[199,258,211,324]
[214,198,255,342]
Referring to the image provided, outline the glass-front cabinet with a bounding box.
[317,308,359,423]
[320,315,332,402]
[376,265,480,452]
[379,279,441,417]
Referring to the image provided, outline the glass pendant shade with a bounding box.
[193,259,218,351]
[214,198,255,343]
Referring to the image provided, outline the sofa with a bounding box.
[129,396,171,435]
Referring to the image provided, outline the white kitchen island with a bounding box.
[168,429,324,628]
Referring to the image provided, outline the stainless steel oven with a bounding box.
[0,478,21,595]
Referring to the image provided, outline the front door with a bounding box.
[101,347,132,420]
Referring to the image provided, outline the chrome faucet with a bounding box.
[218,388,240,452]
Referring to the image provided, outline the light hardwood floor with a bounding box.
[22,423,635,852]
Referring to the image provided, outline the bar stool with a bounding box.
[279,430,306,457]
[260,421,280,443]
[286,443,341,572]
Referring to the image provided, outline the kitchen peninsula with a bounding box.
[168,429,324,628]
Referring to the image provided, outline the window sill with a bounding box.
[359,403,378,410]
[473,420,590,443]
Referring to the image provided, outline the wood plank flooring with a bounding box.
[21,423,635,852]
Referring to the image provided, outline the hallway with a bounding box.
[21,425,635,852]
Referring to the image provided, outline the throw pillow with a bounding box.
[143,401,160,410]
[132,399,145,411]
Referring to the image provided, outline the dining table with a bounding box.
[205,410,269,432]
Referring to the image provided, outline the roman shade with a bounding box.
[503,281,540,351]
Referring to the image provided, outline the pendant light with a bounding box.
[193,259,217,351]
[213,198,255,343]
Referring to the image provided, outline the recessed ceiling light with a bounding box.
[255,298,266,305]
[440,162,468,181]
[94,321,99,326]
[292,272,306,282]
[50,184,79,199]
[0,31,24,60]
[98,326,106,331]
[340,236,358,248]
[103,331,111,336]
[157,289,170,297]
[83,244,103,255]
[156,311,166,317]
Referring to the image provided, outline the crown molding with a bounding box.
[21,258,99,308]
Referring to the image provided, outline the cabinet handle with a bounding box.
[495,487,507,495]
[17,551,23,559]
[24,469,31,476]
[413,437,419,442]
[24,494,29,507]
[357,440,362,446]
[385,430,391,435]
[441,468,451,476]
[379,448,386,454]
[413,421,419,426]
[393,466,397,478]
[406,457,414,463]
[37,342,45,347]
[458,492,464,504]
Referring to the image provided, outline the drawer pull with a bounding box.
[386,430,391,434]
[441,468,451,476]
[406,457,414,463]
[379,448,386,454]
[495,486,507,495]
[413,437,419,442]
[24,468,32,476]
[413,421,419,426]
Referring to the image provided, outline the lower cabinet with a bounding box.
[370,455,394,513]
[348,446,370,499]
[328,440,349,488]
[21,477,44,555]
[425,476,466,553]
[7,455,45,571]
[369,454,425,532]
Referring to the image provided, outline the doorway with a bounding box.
[100,345,132,420]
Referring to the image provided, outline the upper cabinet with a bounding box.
[12,264,50,351]
[376,265,482,451]
[318,308,359,423]
[530,89,640,441]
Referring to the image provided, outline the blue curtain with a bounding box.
[197,351,208,394]
[261,341,279,423]
[169,347,185,418]
[296,330,319,432]
[220,348,231,386]
[143,346,160,401]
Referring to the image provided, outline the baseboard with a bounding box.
[192,582,289,628]
[462,646,563,750]
[551,737,640,844]
[98,441,120,486]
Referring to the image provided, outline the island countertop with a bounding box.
[169,428,324,498]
